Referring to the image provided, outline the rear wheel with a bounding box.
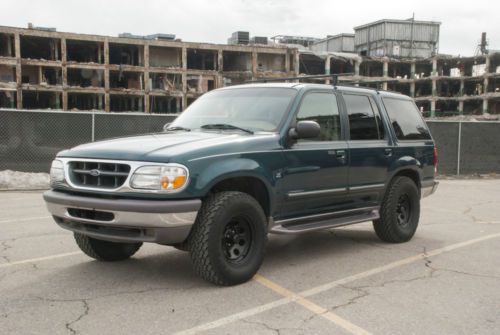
[188,191,267,286]
[74,233,142,261]
[373,176,420,243]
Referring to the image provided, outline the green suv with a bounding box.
[44,82,438,285]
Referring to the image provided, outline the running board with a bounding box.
[270,209,379,235]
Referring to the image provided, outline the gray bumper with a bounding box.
[421,180,439,198]
[43,190,201,244]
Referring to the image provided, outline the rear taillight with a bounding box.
[433,146,438,176]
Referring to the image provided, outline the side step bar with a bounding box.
[270,208,379,235]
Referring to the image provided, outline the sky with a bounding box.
[1,0,498,56]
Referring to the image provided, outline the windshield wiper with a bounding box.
[200,123,254,134]
[165,126,191,132]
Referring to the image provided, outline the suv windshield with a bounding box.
[169,88,297,132]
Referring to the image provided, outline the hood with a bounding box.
[58,131,279,162]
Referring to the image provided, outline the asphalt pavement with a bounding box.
[1,179,499,334]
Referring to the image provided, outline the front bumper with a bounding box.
[43,190,201,244]
[421,180,439,198]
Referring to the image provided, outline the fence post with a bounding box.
[457,121,462,176]
[91,112,95,142]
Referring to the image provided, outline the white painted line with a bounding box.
[0,251,81,268]
[0,215,51,224]
[175,232,500,334]
[255,274,372,335]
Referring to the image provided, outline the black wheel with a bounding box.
[74,233,142,261]
[188,191,267,286]
[373,176,420,243]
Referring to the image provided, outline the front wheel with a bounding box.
[373,176,420,243]
[188,191,268,286]
[74,233,142,261]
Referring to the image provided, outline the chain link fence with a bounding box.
[0,109,176,173]
[1,109,500,175]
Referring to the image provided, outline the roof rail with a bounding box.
[247,73,354,86]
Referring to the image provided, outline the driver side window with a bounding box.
[296,92,341,141]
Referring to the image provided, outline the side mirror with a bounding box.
[289,121,320,140]
[163,123,171,132]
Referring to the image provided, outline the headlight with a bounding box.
[130,164,189,192]
[50,159,65,184]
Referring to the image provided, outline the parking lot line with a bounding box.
[0,251,81,268]
[254,274,372,335]
[0,215,51,224]
[175,232,500,334]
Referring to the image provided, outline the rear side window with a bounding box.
[382,98,431,140]
[343,94,384,140]
[296,92,341,141]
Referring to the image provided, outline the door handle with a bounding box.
[384,148,393,156]
[335,150,346,158]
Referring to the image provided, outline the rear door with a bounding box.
[279,90,349,219]
[342,92,392,208]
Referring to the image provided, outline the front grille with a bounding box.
[68,161,131,189]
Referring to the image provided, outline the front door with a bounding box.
[279,90,349,219]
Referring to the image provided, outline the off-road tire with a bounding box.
[188,191,267,286]
[74,233,142,261]
[373,176,420,243]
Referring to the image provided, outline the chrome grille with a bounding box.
[68,161,131,189]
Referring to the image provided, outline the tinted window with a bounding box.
[344,94,383,140]
[382,98,431,140]
[296,92,341,141]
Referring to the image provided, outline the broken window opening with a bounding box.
[299,54,325,75]
[463,99,483,115]
[109,43,143,66]
[414,60,432,78]
[187,49,217,70]
[0,65,16,83]
[464,79,484,96]
[488,98,499,114]
[68,93,104,110]
[388,82,411,96]
[187,97,196,107]
[186,75,215,93]
[222,74,251,86]
[66,39,104,64]
[67,68,104,88]
[149,46,182,68]
[22,91,61,109]
[149,96,181,114]
[436,59,459,77]
[359,61,383,77]
[487,77,499,93]
[489,54,500,74]
[436,79,461,97]
[0,33,15,57]
[110,71,143,90]
[330,59,354,75]
[415,101,431,117]
[0,91,16,108]
[150,73,182,91]
[21,65,61,85]
[109,94,144,112]
[257,53,286,72]
[222,51,251,72]
[435,100,459,116]
[387,62,411,79]
[20,36,61,61]
[415,80,432,97]
[289,54,295,73]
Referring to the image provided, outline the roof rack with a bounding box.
[248,73,354,86]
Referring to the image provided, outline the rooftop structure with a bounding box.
[354,18,441,58]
